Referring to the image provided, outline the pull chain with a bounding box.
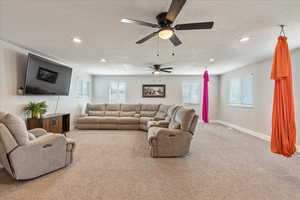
[172,46,175,56]
[157,36,160,57]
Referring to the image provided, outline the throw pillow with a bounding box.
[0,114,29,145]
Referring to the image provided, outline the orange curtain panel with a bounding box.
[270,36,297,157]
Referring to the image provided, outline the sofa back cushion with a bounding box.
[0,123,18,153]
[158,104,171,113]
[169,107,195,131]
[0,112,7,120]
[120,112,136,117]
[154,104,172,120]
[121,104,141,112]
[86,103,106,113]
[141,104,160,111]
[0,114,29,146]
[89,111,105,116]
[189,115,199,134]
[166,105,180,121]
[105,111,120,117]
[140,104,160,117]
[106,104,121,111]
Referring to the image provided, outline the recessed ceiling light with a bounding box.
[240,37,250,42]
[209,58,215,62]
[73,37,82,44]
[100,58,107,63]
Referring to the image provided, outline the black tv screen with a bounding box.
[24,54,72,95]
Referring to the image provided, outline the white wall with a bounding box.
[219,48,300,145]
[92,75,219,120]
[0,40,91,128]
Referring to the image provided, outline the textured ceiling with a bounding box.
[0,0,300,75]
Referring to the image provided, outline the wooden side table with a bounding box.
[27,113,70,135]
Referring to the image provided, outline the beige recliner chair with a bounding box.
[0,112,75,180]
[147,107,198,158]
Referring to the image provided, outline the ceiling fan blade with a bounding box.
[169,34,182,46]
[161,67,173,70]
[175,22,214,30]
[136,32,158,44]
[121,18,160,28]
[166,0,187,22]
[162,70,172,73]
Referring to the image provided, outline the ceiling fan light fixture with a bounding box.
[159,28,173,40]
[154,71,160,75]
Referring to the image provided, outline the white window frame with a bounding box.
[228,76,253,107]
[182,82,201,105]
[109,81,127,104]
[77,79,91,98]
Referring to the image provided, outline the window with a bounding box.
[77,79,91,98]
[229,76,253,106]
[109,81,127,104]
[182,83,201,104]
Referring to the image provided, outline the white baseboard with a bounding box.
[211,120,300,152]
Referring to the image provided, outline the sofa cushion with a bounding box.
[121,104,141,112]
[0,112,7,120]
[88,111,105,116]
[105,111,120,117]
[158,104,171,113]
[119,117,139,124]
[106,104,121,111]
[0,123,18,153]
[141,104,160,111]
[120,111,136,117]
[98,117,119,124]
[87,103,106,112]
[140,117,154,125]
[77,117,103,124]
[140,111,156,117]
[173,107,195,131]
[0,114,29,146]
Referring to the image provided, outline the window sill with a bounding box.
[227,104,254,108]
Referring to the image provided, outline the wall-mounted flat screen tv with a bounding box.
[24,54,72,95]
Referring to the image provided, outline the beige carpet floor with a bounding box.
[1,123,300,200]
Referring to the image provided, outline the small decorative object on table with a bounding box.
[24,101,48,118]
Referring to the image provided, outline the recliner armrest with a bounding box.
[147,120,169,129]
[148,127,192,145]
[28,128,48,137]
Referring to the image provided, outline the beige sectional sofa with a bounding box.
[77,103,174,131]
[77,103,199,157]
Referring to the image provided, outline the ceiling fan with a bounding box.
[121,0,214,47]
[149,64,173,75]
